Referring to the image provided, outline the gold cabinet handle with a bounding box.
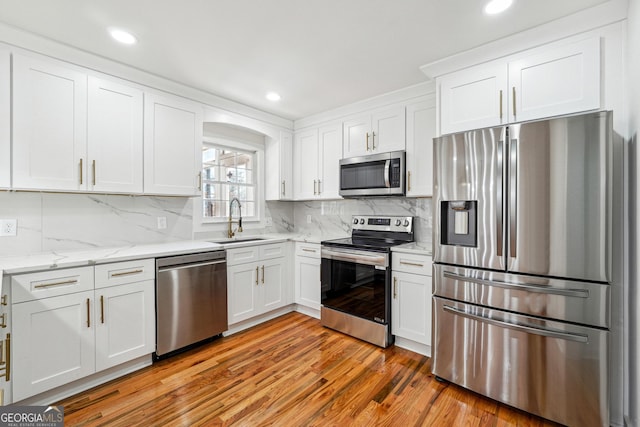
[282,180,285,196]
[313,180,317,195]
[302,248,316,253]
[261,265,265,284]
[408,171,411,192]
[512,87,516,119]
[198,172,202,191]
[317,179,321,195]
[86,298,91,328]
[393,277,398,299]
[372,131,376,150]
[79,158,83,185]
[499,90,503,120]
[0,314,6,328]
[366,132,370,151]
[255,266,259,285]
[0,333,10,381]
[34,279,78,289]
[399,261,424,268]
[1,295,7,306]
[110,269,144,278]
[92,159,96,186]
[100,295,105,324]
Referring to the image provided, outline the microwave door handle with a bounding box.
[384,159,391,188]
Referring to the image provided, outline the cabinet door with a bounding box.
[13,54,88,191]
[88,77,143,194]
[509,37,600,123]
[293,128,319,199]
[342,115,371,158]
[95,280,155,371]
[0,48,9,189]
[406,99,436,197]
[261,258,286,312]
[265,131,293,201]
[227,262,260,324]
[144,93,203,196]
[295,254,321,310]
[439,60,507,135]
[371,106,405,152]
[391,272,431,346]
[12,291,95,401]
[317,123,342,199]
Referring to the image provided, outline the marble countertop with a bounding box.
[391,241,433,256]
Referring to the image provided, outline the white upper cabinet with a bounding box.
[265,130,293,200]
[12,54,88,191]
[0,48,9,189]
[144,93,203,196]
[438,37,601,135]
[342,106,405,158]
[293,122,342,200]
[508,37,600,123]
[88,77,143,194]
[439,60,507,135]
[405,99,436,197]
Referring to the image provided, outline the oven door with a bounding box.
[321,246,390,324]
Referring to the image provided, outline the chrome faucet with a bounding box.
[228,197,243,238]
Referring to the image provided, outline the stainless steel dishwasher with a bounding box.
[155,251,227,358]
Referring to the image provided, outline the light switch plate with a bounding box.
[0,219,17,236]
[157,217,167,230]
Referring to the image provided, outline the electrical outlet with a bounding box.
[265,217,273,227]
[306,214,312,224]
[157,217,167,230]
[0,219,17,236]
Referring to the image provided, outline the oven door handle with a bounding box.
[321,247,388,267]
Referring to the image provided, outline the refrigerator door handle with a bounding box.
[442,270,591,298]
[509,137,518,258]
[442,304,589,343]
[497,137,504,257]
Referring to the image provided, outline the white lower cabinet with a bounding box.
[11,259,155,402]
[391,252,433,355]
[294,242,321,311]
[227,243,289,325]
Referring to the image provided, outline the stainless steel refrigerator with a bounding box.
[432,111,612,427]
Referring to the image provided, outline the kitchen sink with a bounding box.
[208,237,267,245]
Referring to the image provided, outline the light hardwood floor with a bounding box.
[57,312,560,426]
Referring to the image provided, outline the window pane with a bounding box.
[243,202,256,217]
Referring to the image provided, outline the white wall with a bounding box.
[626,0,640,424]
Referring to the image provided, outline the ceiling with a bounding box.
[0,0,610,120]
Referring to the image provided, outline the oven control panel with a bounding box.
[351,215,413,233]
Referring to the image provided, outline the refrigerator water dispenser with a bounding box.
[441,201,477,247]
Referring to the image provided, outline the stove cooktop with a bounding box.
[321,215,414,251]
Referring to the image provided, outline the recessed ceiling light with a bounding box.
[266,92,281,102]
[484,0,513,15]
[109,28,137,45]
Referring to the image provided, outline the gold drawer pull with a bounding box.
[0,314,5,328]
[34,279,78,289]
[302,248,316,253]
[393,277,398,299]
[110,269,144,278]
[1,295,6,306]
[400,261,424,268]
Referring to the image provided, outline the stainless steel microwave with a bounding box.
[339,151,405,197]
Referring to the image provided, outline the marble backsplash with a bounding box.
[0,192,433,257]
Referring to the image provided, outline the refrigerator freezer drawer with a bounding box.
[434,264,610,328]
[432,297,609,427]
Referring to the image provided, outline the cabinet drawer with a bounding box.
[295,242,320,258]
[12,267,94,303]
[392,253,432,276]
[95,259,155,289]
[227,246,260,266]
[259,243,286,260]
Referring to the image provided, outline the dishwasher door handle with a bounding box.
[157,259,226,273]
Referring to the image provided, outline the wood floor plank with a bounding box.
[57,312,561,427]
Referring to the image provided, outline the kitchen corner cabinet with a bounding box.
[265,130,293,200]
[342,106,405,158]
[11,259,155,402]
[12,54,88,191]
[294,242,321,310]
[144,93,203,196]
[88,77,144,194]
[438,37,600,135]
[293,123,342,200]
[391,252,433,353]
[405,99,436,197]
[227,243,289,325]
[0,47,9,189]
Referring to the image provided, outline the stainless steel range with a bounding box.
[320,215,414,347]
